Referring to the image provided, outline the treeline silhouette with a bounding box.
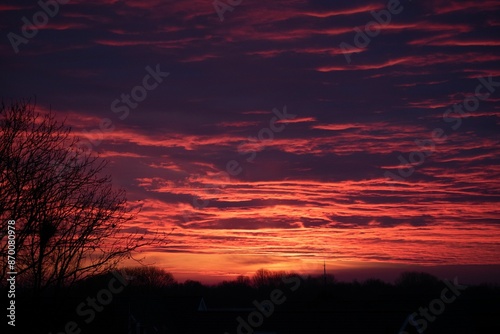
[8,267,500,333]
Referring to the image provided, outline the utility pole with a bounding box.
[323,259,326,288]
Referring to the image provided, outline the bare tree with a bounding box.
[123,266,176,288]
[252,268,289,288]
[0,99,166,295]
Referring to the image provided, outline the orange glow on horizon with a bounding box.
[120,223,500,284]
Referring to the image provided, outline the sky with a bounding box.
[1,0,499,284]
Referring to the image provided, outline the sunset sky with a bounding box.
[1,0,499,284]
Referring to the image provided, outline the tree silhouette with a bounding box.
[252,268,290,288]
[0,100,163,296]
[395,271,440,289]
[124,266,176,288]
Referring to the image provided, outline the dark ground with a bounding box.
[5,271,500,334]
